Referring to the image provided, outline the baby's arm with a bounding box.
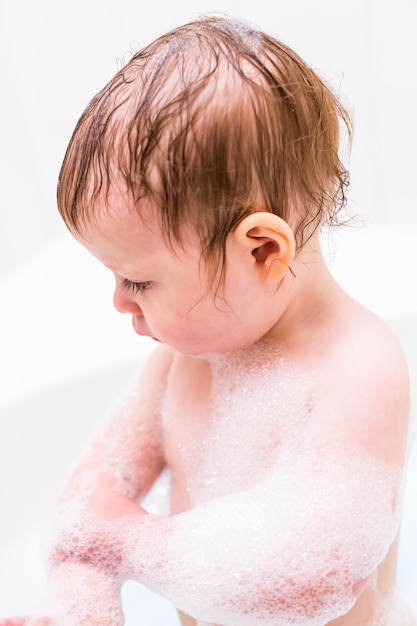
[57,344,173,506]
[0,561,124,626]
[48,443,402,626]
[0,345,172,626]
[43,344,172,579]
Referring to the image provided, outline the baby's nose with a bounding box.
[113,287,143,316]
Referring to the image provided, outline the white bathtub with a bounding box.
[0,226,416,621]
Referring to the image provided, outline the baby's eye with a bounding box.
[121,278,152,294]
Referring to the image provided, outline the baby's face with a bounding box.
[78,196,281,355]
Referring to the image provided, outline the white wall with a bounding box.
[1,0,416,279]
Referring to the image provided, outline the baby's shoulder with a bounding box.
[313,303,410,462]
[324,303,407,373]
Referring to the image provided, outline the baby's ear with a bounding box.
[231,212,296,284]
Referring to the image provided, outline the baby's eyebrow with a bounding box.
[104,264,127,273]
[103,264,126,277]
[105,266,149,282]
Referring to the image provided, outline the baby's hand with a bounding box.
[88,473,147,521]
[47,472,148,580]
[0,561,124,626]
[1,485,136,626]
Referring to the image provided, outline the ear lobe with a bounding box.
[233,212,296,284]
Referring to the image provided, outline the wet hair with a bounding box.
[57,15,352,275]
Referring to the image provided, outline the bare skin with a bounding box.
[2,206,414,626]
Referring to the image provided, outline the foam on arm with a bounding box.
[57,345,172,503]
[53,445,402,626]
[135,449,401,625]
[45,345,172,587]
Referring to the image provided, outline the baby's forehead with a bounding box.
[79,188,192,253]
[82,186,156,230]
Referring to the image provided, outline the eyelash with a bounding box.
[121,278,152,294]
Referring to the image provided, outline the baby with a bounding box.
[2,15,415,626]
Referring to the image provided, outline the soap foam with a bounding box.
[58,372,166,504]
[126,447,402,626]
[129,343,406,624]
[172,343,313,504]
[98,381,165,500]
[370,584,412,626]
[44,342,408,625]
[30,560,124,626]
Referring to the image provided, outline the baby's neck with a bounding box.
[201,242,342,371]
[203,336,289,377]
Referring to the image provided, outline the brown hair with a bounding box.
[57,15,352,273]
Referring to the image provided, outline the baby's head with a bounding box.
[57,15,351,282]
